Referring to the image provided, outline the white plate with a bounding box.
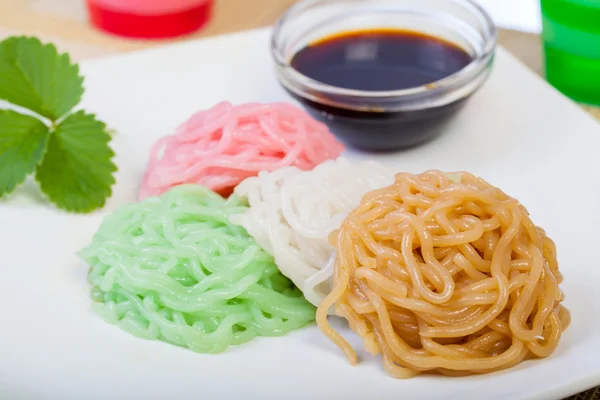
[1,28,599,400]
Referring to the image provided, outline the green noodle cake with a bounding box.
[81,185,316,353]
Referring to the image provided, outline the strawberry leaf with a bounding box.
[36,111,117,212]
[0,36,83,120]
[0,110,49,197]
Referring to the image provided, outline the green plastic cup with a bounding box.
[541,0,600,106]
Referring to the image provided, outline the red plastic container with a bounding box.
[87,0,213,39]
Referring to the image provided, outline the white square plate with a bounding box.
[1,28,599,400]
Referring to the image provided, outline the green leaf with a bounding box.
[0,110,49,197]
[0,36,84,120]
[36,111,117,213]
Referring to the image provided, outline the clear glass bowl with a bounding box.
[271,0,497,151]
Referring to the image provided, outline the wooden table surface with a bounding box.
[0,1,598,399]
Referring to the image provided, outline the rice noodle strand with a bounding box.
[317,171,570,377]
[139,102,344,199]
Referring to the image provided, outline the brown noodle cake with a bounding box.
[316,171,571,378]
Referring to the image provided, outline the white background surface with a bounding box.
[0,27,599,399]
[476,0,542,33]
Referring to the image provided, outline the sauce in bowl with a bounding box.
[271,0,497,151]
[287,29,474,150]
[291,29,472,92]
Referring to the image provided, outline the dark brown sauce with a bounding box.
[286,29,475,151]
[291,29,472,91]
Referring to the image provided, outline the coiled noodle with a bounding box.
[230,158,395,307]
[317,171,571,377]
[139,101,344,199]
[82,185,316,353]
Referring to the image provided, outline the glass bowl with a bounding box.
[271,0,497,151]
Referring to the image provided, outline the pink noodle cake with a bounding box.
[139,101,344,198]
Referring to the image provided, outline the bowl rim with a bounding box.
[270,0,498,106]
